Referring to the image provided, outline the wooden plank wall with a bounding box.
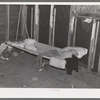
[0,5,21,43]
[9,5,20,41]
[71,5,100,72]
[72,5,100,15]
[67,5,100,49]
[0,5,6,43]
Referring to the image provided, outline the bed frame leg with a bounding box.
[37,53,43,68]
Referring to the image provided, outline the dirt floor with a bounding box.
[0,48,99,88]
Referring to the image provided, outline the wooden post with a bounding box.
[67,16,75,46]
[22,5,29,39]
[67,5,74,46]
[88,19,97,71]
[98,53,100,74]
[6,5,10,41]
[52,8,56,46]
[21,5,27,40]
[91,21,100,70]
[72,17,77,46]
[31,7,33,39]
[49,5,54,46]
[34,5,39,41]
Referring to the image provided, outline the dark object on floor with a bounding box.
[65,55,79,75]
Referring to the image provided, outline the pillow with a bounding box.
[24,38,36,45]
[59,47,88,59]
[57,49,78,59]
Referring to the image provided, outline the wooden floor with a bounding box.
[0,48,99,88]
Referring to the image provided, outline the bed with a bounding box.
[6,38,88,74]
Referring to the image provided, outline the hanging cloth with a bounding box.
[65,54,79,75]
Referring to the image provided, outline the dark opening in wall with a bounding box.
[39,5,50,44]
[75,17,92,66]
[54,5,70,48]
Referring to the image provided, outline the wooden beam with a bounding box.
[34,5,39,41]
[21,5,27,40]
[98,53,100,74]
[22,5,29,39]
[72,17,77,46]
[49,5,54,46]
[68,16,75,46]
[91,21,100,70]
[96,22,100,74]
[31,7,33,39]
[6,5,10,41]
[67,5,74,46]
[88,19,97,71]
[52,8,56,46]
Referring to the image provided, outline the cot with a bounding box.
[6,39,88,74]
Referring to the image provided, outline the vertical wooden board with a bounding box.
[54,5,70,48]
[31,7,33,39]
[70,17,75,46]
[88,19,97,71]
[0,5,6,43]
[27,5,35,38]
[6,5,9,41]
[27,5,31,37]
[34,5,39,41]
[91,21,99,70]
[38,5,50,44]
[21,5,27,40]
[72,17,77,46]
[75,17,93,67]
[49,5,54,46]
[67,5,74,46]
[52,8,56,46]
[98,53,100,74]
[93,21,100,72]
